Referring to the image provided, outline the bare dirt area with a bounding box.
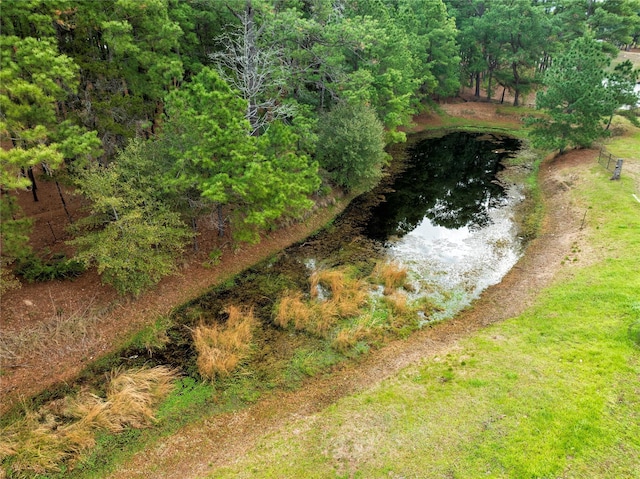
[0,105,613,477]
[106,152,604,478]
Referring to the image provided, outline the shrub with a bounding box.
[193,305,256,380]
[15,254,85,283]
[315,102,388,192]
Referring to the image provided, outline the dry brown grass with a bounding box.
[373,261,408,294]
[274,290,313,330]
[310,269,346,298]
[0,366,178,477]
[0,411,70,475]
[275,268,371,340]
[311,268,369,318]
[312,300,340,336]
[383,291,409,317]
[66,366,177,432]
[0,297,104,365]
[332,326,371,353]
[333,281,368,318]
[193,305,256,380]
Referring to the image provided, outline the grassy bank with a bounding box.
[205,135,640,477]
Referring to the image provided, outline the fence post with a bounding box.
[611,159,623,180]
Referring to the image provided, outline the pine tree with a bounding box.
[530,36,617,152]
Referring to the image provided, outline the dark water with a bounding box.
[365,132,521,241]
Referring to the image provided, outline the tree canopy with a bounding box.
[529,36,627,152]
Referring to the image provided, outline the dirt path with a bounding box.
[106,148,599,479]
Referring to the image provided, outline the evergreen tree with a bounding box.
[530,36,617,152]
[1,3,100,289]
[316,102,387,192]
[69,140,192,296]
[161,68,319,243]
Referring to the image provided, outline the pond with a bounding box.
[363,131,524,318]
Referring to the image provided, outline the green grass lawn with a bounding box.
[606,128,640,161]
[209,142,640,478]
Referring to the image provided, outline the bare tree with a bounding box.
[210,1,294,136]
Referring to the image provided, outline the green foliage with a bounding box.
[23,0,185,160]
[0,5,100,290]
[0,195,32,262]
[607,60,640,110]
[316,102,388,192]
[0,33,87,187]
[161,68,319,243]
[529,36,616,152]
[587,0,640,49]
[0,195,32,293]
[69,141,192,296]
[15,254,85,283]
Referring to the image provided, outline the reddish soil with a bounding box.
[0,103,618,477]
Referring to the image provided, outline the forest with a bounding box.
[1,0,640,295]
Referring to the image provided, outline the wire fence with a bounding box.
[598,147,623,180]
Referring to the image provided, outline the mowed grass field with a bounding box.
[208,130,640,478]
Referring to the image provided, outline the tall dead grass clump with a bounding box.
[373,261,408,294]
[0,411,70,476]
[311,268,368,317]
[193,305,256,380]
[310,269,346,298]
[384,291,409,316]
[333,280,368,318]
[274,290,313,330]
[332,326,370,353]
[312,300,340,336]
[64,365,178,433]
[0,366,178,477]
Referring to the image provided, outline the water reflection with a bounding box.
[363,132,523,319]
[365,132,521,241]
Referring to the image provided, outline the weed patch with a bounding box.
[0,299,105,367]
[371,261,408,294]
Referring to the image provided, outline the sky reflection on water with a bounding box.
[366,132,524,319]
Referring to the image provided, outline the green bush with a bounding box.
[16,254,85,283]
[315,102,388,192]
